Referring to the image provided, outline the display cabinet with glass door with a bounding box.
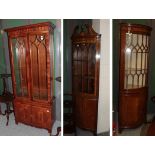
[5,22,55,135]
[71,24,101,135]
[119,23,152,132]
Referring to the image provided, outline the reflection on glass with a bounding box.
[12,38,28,96]
[124,33,149,89]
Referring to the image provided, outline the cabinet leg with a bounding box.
[118,127,122,134]
[93,131,97,136]
[6,112,9,126]
[15,120,18,125]
[74,127,77,136]
[50,127,61,136]
[55,127,61,136]
[48,129,52,136]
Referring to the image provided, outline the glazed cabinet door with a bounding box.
[28,33,51,101]
[124,33,149,90]
[10,37,29,98]
[72,43,96,95]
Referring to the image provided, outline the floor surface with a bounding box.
[0,103,61,136]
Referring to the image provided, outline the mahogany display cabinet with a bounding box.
[5,22,55,135]
[71,24,101,135]
[118,23,152,132]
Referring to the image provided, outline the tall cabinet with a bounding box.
[119,23,152,132]
[5,22,55,134]
[71,24,101,134]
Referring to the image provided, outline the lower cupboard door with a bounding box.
[75,96,98,131]
[31,106,52,129]
[119,90,147,128]
[82,98,98,131]
[14,102,31,125]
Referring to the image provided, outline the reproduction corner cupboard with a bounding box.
[71,24,101,135]
[119,23,152,132]
[5,22,55,135]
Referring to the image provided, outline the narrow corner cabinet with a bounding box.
[71,24,101,135]
[5,22,55,135]
[119,23,152,132]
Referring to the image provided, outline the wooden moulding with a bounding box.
[71,24,101,44]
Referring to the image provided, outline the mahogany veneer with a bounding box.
[71,24,101,135]
[5,22,55,135]
[118,23,152,133]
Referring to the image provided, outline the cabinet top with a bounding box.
[120,23,152,35]
[4,22,55,33]
[71,24,101,43]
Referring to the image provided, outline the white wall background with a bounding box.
[93,19,110,134]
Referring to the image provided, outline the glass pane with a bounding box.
[11,38,28,96]
[87,44,96,93]
[29,34,48,100]
[72,43,96,94]
[77,45,82,92]
[124,33,149,89]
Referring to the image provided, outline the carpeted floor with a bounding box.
[0,103,61,136]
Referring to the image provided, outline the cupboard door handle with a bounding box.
[47,110,49,112]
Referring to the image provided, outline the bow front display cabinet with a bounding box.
[71,25,101,135]
[119,23,152,132]
[5,22,55,135]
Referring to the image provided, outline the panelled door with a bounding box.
[10,36,30,99]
